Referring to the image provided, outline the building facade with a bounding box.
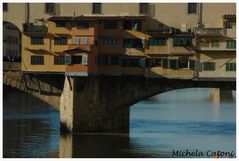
[3,3,236,79]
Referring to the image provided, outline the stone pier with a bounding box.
[60,76,130,133]
[210,88,233,102]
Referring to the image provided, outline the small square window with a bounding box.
[188,3,197,14]
[93,3,101,14]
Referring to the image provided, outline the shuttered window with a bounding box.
[31,37,44,45]
[203,62,215,71]
[31,56,44,65]
[162,59,168,68]
[54,56,65,65]
[226,40,236,49]
[226,63,236,71]
[149,37,166,46]
[173,37,192,46]
[54,37,67,45]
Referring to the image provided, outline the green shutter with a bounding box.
[189,60,195,70]
[65,55,72,65]
[82,55,88,65]
[139,58,146,68]
[162,59,168,68]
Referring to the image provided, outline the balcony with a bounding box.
[23,23,48,33]
[195,28,225,36]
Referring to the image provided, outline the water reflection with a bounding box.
[3,87,236,158]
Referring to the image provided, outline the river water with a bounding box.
[3,87,236,158]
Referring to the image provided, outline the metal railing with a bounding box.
[23,23,48,33]
[195,28,224,36]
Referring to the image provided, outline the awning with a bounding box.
[64,47,91,54]
[26,48,53,55]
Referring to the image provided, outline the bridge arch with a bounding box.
[3,71,236,133]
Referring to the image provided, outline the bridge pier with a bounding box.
[60,76,129,133]
[210,88,233,102]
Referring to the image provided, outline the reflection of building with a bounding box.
[4,3,236,79]
[3,22,22,59]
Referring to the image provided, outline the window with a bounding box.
[82,55,88,65]
[31,37,44,45]
[200,39,209,47]
[56,21,66,27]
[123,20,132,30]
[149,37,166,46]
[203,62,215,71]
[132,21,142,30]
[211,40,219,47]
[151,58,162,67]
[139,3,148,14]
[128,59,139,67]
[101,37,118,47]
[178,56,189,68]
[189,60,195,70]
[162,59,168,68]
[45,3,55,14]
[92,3,101,14]
[77,22,89,29]
[123,39,132,48]
[100,55,109,65]
[82,37,89,44]
[123,20,141,30]
[226,63,236,71]
[72,56,82,64]
[188,3,197,14]
[3,3,8,12]
[225,21,233,29]
[110,56,120,65]
[73,37,80,45]
[54,56,65,65]
[123,39,144,48]
[104,21,117,29]
[122,58,128,67]
[173,37,192,46]
[169,60,178,69]
[226,40,236,49]
[65,55,72,65]
[31,56,44,65]
[54,37,67,45]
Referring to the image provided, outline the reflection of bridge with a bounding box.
[3,62,235,133]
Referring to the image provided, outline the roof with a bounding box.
[26,48,53,55]
[48,16,149,21]
[64,47,91,54]
[24,32,52,36]
[222,14,236,19]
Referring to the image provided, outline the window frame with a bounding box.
[3,3,8,12]
[54,56,65,65]
[54,37,67,45]
[188,3,197,14]
[31,56,44,65]
[226,40,236,49]
[31,37,44,45]
[92,3,102,14]
[139,3,148,14]
[45,3,55,15]
[226,63,236,71]
[203,62,215,71]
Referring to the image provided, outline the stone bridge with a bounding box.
[3,63,236,133]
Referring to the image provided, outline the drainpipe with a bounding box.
[195,3,203,79]
[25,3,30,24]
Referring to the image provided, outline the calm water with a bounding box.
[3,87,236,158]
